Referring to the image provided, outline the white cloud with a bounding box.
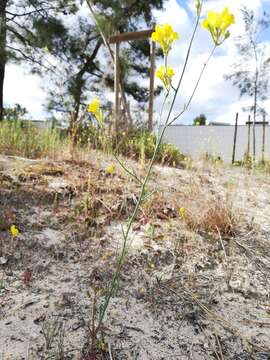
[4,64,47,119]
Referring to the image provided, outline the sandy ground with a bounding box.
[0,153,270,360]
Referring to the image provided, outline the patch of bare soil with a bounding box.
[0,154,269,359]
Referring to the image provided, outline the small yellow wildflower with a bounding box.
[88,98,103,125]
[202,7,235,45]
[156,65,175,90]
[106,164,115,175]
[99,340,106,352]
[88,98,99,114]
[151,23,179,55]
[179,207,186,218]
[10,225,19,239]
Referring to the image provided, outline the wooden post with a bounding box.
[114,42,120,133]
[252,113,256,162]
[232,112,238,164]
[126,101,133,131]
[148,37,156,132]
[109,28,154,133]
[262,114,266,164]
[247,114,251,157]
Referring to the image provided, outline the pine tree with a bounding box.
[0,0,77,120]
[45,0,165,127]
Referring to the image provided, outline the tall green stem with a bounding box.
[98,1,207,326]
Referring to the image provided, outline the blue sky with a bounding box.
[4,0,270,124]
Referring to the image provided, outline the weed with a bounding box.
[0,120,68,159]
[41,316,64,350]
[180,190,238,238]
[85,0,234,335]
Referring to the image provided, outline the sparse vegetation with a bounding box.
[0,120,67,159]
[1,2,270,360]
[0,121,185,168]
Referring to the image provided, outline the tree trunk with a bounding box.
[0,0,7,121]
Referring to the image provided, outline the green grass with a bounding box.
[0,120,69,159]
[0,120,185,167]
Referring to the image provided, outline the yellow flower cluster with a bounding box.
[202,7,235,46]
[151,23,179,55]
[10,225,19,239]
[156,65,175,90]
[88,98,103,125]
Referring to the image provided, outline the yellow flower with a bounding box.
[179,207,186,218]
[10,225,19,239]
[151,23,179,55]
[202,7,235,45]
[88,98,103,125]
[88,98,99,114]
[155,65,175,90]
[106,164,115,175]
[99,340,106,352]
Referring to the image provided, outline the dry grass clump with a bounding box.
[183,197,238,237]
[178,178,239,238]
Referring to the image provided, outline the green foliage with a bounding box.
[46,0,167,122]
[1,0,78,119]
[157,142,184,166]
[193,113,206,126]
[0,120,184,167]
[75,124,184,166]
[0,120,66,158]
[3,104,28,121]
[234,154,270,173]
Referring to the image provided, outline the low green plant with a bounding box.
[157,142,185,166]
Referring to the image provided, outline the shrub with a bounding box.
[157,143,184,166]
[73,124,184,167]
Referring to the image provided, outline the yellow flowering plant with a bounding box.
[156,65,175,91]
[151,23,179,55]
[152,23,178,92]
[202,7,235,46]
[86,0,235,335]
[88,97,108,152]
[10,225,19,240]
[88,98,104,127]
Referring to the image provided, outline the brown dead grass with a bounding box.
[176,176,239,238]
[183,197,238,238]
